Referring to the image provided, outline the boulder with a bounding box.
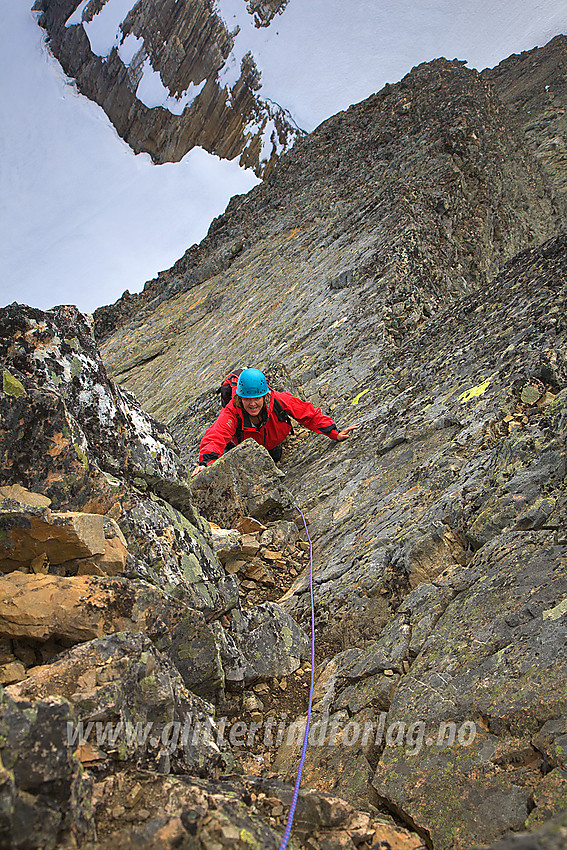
[0,572,225,700]
[0,498,127,574]
[190,440,296,527]
[117,493,238,617]
[0,685,94,849]
[208,524,243,564]
[231,601,309,682]
[7,631,224,777]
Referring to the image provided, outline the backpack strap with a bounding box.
[234,415,243,444]
[272,396,294,433]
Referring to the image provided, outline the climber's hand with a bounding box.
[336,423,361,442]
[191,464,206,477]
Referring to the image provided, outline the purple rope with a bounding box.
[279,505,316,850]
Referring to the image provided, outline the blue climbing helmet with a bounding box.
[236,368,268,398]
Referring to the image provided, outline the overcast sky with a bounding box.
[1,0,566,314]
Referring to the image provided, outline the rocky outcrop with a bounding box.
[94,49,567,850]
[482,35,567,197]
[97,57,563,423]
[33,0,302,174]
[0,304,235,615]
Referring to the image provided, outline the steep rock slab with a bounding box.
[483,35,567,196]
[98,58,563,425]
[279,234,567,625]
[0,686,94,849]
[268,237,567,838]
[371,531,567,849]
[33,0,301,174]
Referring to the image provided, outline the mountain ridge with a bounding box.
[1,27,566,850]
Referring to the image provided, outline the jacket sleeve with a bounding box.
[199,405,239,464]
[276,391,340,440]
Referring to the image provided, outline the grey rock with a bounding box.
[190,440,296,527]
[231,601,309,681]
[7,631,224,777]
[0,685,94,849]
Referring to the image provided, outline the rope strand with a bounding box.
[278,504,316,850]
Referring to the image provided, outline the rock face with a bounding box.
[96,56,563,423]
[0,304,235,615]
[94,44,567,850]
[33,0,302,174]
[4,35,567,850]
[482,35,567,196]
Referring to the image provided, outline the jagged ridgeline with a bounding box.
[96,40,567,850]
[1,25,567,850]
[33,0,301,175]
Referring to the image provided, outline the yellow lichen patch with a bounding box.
[351,388,370,405]
[2,371,26,397]
[543,597,567,622]
[459,377,492,403]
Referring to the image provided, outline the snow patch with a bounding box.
[259,118,281,162]
[136,57,205,114]
[118,32,144,65]
[67,0,138,58]
[65,0,89,27]
[214,0,259,92]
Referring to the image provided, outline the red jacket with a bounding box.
[199,390,339,465]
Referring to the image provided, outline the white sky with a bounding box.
[1,0,566,314]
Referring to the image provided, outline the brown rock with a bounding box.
[0,659,26,684]
[235,517,267,534]
[0,572,178,644]
[244,559,276,585]
[0,485,51,507]
[0,505,107,567]
[241,534,261,556]
[224,559,247,575]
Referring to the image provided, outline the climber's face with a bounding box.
[241,395,265,417]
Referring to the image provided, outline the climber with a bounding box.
[191,368,360,476]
